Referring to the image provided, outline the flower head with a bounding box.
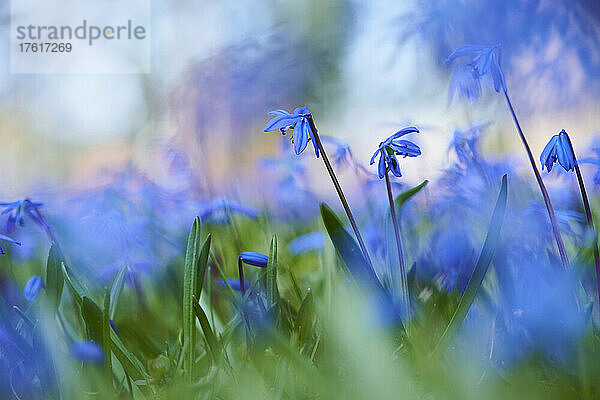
[0,199,45,234]
[446,44,507,95]
[239,251,268,268]
[370,127,421,179]
[23,275,44,302]
[264,107,319,157]
[540,129,575,173]
[0,233,20,255]
[198,197,260,224]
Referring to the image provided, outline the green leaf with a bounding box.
[45,244,63,315]
[320,203,381,290]
[192,296,219,362]
[61,263,87,307]
[109,266,127,320]
[182,217,211,382]
[103,287,112,379]
[82,297,104,345]
[432,174,508,359]
[195,235,212,302]
[266,234,279,307]
[394,180,428,211]
[294,288,314,349]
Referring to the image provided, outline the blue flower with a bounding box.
[23,275,44,302]
[0,233,20,255]
[219,278,242,291]
[0,199,45,233]
[71,340,104,364]
[320,136,354,169]
[264,107,319,157]
[540,129,575,173]
[446,44,507,94]
[239,251,268,268]
[370,127,421,179]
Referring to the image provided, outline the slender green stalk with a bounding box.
[563,132,600,308]
[384,170,410,320]
[238,256,246,295]
[503,91,569,270]
[306,115,373,267]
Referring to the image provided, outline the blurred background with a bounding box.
[1,0,600,256]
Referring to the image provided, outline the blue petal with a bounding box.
[264,115,300,132]
[23,276,44,302]
[307,118,319,158]
[389,127,419,141]
[0,234,20,246]
[490,53,507,93]
[293,106,310,115]
[540,135,559,171]
[370,148,382,165]
[239,251,268,268]
[268,109,291,117]
[377,150,386,179]
[390,140,422,157]
[557,134,575,171]
[388,155,403,177]
[446,45,488,63]
[293,118,309,155]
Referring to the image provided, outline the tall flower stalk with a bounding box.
[541,129,600,305]
[447,45,569,270]
[264,107,373,266]
[370,127,421,319]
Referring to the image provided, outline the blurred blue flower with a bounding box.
[23,276,44,302]
[239,251,268,268]
[287,232,324,255]
[540,129,575,173]
[198,197,259,224]
[370,127,421,179]
[448,63,482,103]
[264,107,319,157]
[219,278,242,292]
[71,340,104,364]
[0,199,45,233]
[577,141,600,184]
[446,44,507,94]
[0,233,20,255]
[320,136,355,170]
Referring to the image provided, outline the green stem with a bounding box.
[503,91,570,270]
[385,170,410,320]
[306,115,373,267]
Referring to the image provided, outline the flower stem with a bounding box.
[238,256,246,295]
[563,132,600,308]
[306,115,373,267]
[503,91,570,270]
[385,170,410,320]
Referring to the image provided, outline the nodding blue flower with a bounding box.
[0,199,45,233]
[370,127,421,179]
[0,233,20,255]
[239,251,268,268]
[71,340,104,364]
[264,107,319,157]
[540,129,575,173]
[219,278,242,291]
[287,231,325,255]
[23,276,44,302]
[446,44,507,94]
[198,197,260,224]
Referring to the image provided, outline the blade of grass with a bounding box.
[103,287,112,381]
[266,235,279,307]
[109,266,127,320]
[394,180,428,211]
[431,174,508,360]
[45,244,63,315]
[192,296,219,362]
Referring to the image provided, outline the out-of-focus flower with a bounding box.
[71,340,104,364]
[0,199,45,233]
[0,233,20,255]
[449,122,491,166]
[198,197,260,224]
[287,232,324,255]
[446,44,507,94]
[239,251,268,268]
[219,278,242,292]
[370,127,421,179]
[577,141,600,184]
[448,63,482,103]
[264,107,319,157]
[540,129,575,173]
[23,276,44,302]
[320,136,355,170]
